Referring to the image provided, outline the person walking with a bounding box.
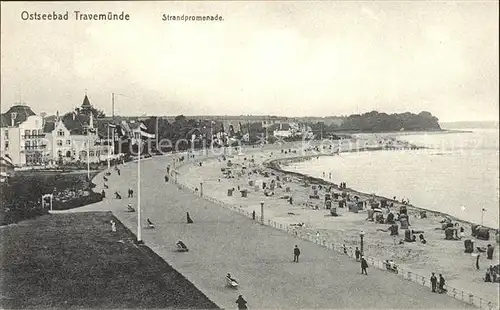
[293,245,301,263]
[475,253,481,270]
[430,272,437,293]
[438,274,446,293]
[360,256,368,275]
[235,295,248,310]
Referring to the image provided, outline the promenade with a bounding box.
[70,152,471,309]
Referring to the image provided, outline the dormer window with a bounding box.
[57,130,64,137]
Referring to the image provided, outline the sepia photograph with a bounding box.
[1,1,499,309]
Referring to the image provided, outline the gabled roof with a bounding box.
[61,112,91,135]
[95,119,111,139]
[43,121,56,133]
[1,104,36,127]
[128,122,147,131]
[44,115,57,122]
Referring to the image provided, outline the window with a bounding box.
[25,141,31,147]
[57,130,64,137]
[58,150,62,157]
[66,140,71,145]
[4,141,9,150]
[89,151,95,157]
[66,151,71,158]
[31,130,37,136]
[57,140,63,146]
[24,130,30,137]
[4,130,8,139]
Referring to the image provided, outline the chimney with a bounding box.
[73,112,75,121]
[10,112,16,127]
[40,112,47,127]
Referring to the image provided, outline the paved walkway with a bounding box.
[65,153,471,309]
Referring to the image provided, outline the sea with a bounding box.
[285,128,500,228]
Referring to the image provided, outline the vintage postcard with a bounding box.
[1,1,498,309]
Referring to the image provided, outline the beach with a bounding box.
[176,138,500,306]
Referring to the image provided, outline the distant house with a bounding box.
[273,123,295,138]
[121,121,155,145]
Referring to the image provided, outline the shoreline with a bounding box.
[268,154,497,231]
[175,138,499,305]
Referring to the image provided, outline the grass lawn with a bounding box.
[0,212,219,309]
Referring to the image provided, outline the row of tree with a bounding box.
[309,111,441,134]
[112,111,441,153]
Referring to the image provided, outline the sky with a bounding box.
[1,1,498,122]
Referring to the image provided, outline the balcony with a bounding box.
[22,134,46,139]
[22,144,47,151]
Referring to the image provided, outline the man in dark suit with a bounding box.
[293,245,301,263]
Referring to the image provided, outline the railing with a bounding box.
[22,134,46,139]
[170,151,498,310]
[23,145,47,150]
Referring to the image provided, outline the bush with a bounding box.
[52,191,104,211]
[0,172,100,225]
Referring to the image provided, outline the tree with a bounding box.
[90,107,105,118]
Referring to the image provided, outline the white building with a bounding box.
[0,104,47,166]
[273,123,297,138]
[43,95,113,164]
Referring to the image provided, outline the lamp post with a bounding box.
[360,230,365,255]
[481,208,486,226]
[260,201,264,224]
[86,130,90,180]
[107,124,116,169]
[203,126,208,156]
[200,182,203,197]
[107,125,111,169]
[136,131,142,243]
[210,121,214,150]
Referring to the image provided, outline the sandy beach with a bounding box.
[176,138,500,306]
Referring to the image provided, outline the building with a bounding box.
[119,120,155,145]
[0,155,15,182]
[43,94,113,165]
[0,104,46,166]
